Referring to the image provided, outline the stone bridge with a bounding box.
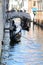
[6,10,31,20]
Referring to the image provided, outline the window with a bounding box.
[33,1,36,6]
[29,0,31,1]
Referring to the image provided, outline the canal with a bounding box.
[1,19,43,65]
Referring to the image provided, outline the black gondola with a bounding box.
[21,16,31,30]
[10,20,21,42]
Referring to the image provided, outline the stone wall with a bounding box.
[0,2,3,41]
[0,0,4,59]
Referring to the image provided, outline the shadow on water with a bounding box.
[33,23,40,31]
[22,27,30,31]
[40,26,43,30]
[33,22,43,31]
[10,39,20,47]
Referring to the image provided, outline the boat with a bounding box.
[10,26,21,42]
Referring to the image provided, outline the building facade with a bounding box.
[9,0,28,12]
[28,0,43,24]
[28,0,38,13]
[35,0,43,24]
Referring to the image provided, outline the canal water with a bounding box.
[1,18,43,65]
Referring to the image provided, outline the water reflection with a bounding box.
[1,20,43,65]
[10,40,16,47]
[10,40,20,48]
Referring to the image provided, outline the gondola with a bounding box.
[21,17,31,31]
[10,26,21,42]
